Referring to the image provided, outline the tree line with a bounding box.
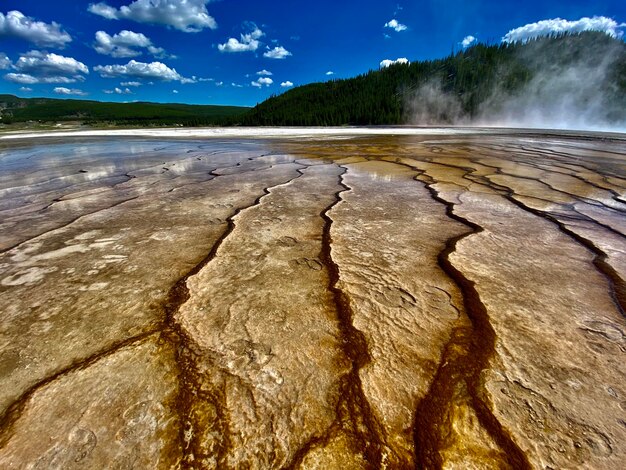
[241,32,626,126]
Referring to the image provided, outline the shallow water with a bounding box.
[0,130,625,469]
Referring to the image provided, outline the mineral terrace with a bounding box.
[0,129,625,469]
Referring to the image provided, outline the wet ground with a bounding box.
[0,130,625,469]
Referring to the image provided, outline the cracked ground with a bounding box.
[0,131,625,469]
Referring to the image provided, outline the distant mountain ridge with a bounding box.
[0,95,248,126]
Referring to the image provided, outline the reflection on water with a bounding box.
[2,132,625,221]
[0,139,267,206]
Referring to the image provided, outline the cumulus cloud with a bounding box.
[326,71,334,75]
[280,81,293,87]
[94,30,169,58]
[218,27,263,52]
[14,51,88,76]
[94,60,184,81]
[256,69,272,76]
[461,35,477,48]
[263,46,292,59]
[53,87,87,96]
[19,86,32,92]
[88,3,118,20]
[5,73,81,84]
[104,87,132,94]
[502,16,626,43]
[121,81,142,86]
[4,73,38,84]
[231,82,243,87]
[172,89,179,94]
[251,77,273,88]
[0,53,11,70]
[0,10,71,48]
[380,57,409,68]
[384,19,407,32]
[88,0,217,32]
[4,51,88,84]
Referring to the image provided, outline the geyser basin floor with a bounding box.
[0,130,625,469]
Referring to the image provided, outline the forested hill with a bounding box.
[2,33,624,128]
[242,32,626,126]
[0,95,248,126]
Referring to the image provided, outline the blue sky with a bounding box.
[0,0,624,107]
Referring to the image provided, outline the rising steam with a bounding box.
[405,30,626,132]
[477,35,626,131]
[405,80,466,126]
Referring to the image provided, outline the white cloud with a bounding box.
[325,71,334,76]
[218,27,263,53]
[88,3,118,20]
[19,86,32,92]
[384,19,407,32]
[5,73,82,84]
[502,16,626,43]
[5,73,38,84]
[121,81,142,86]
[88,0,217,32]
[104,87,132,94]
[280,81,293,88]
[0,53,11,70]
[4,51,88,84]
[14,51,89,76]
[0,10,71,48]
[251,77,273,88]
[380,57,409,68]
[149,46,169,58]
[461,35,477,48]
[231,82,243,87]
[172,89,179,94]
[94,60,184,81]
[94,30,169,58]
[53,87,87,96]
[263,46,292,59]
[179,75,212,84]
[215,81,223,86]
[257,69,272,76]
